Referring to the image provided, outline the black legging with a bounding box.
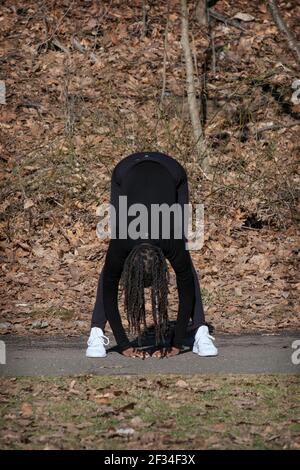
[91,152,205,350]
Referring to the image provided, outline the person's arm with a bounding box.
[165,239,195,349]
[176,169,189,208]
[102,240,131,352]
[110,166,125,239]
[110,154,139,208]
[176,169,189,239]
[110,167,122,208]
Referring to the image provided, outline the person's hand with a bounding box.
[152,346,181,358]
[151,348,166,358]
[121,347,150,359]
[165,346,181,357]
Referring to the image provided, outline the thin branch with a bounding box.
[52,37,70,55]
[267,0,300,66]
[209,9,247,32]
[255,121,300,137]
[37,1,75,52]
[141,1,149,38]
[160,1,170,108]
[71,36,100,64]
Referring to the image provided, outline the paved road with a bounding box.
[0,332,299,376]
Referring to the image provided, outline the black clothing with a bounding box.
[91,152,205,351]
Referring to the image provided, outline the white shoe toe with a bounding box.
[86,348,107,358]
[195,346,218,357]
[86,327,109,358]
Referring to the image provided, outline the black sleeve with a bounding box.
[110,168,124,239]
[110,167,122,209]
[102,240,131,352]
[176,169,189,208]
[164,239,195,349]
[176,169,189,239]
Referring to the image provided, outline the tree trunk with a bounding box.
[180,0,209,173]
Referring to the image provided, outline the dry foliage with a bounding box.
[0,0,299,336]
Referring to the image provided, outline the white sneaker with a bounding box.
[86,327,109,358]
[193,325,218,356]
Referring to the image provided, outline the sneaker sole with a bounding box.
[86,350,107,358]
[192,347,218,357]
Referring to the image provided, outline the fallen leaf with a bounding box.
[175,379,189,389]
[24,198,35,210]
[115,427,135,436]
[233,12,255,22]
[20,402,33,418]
[130,416,144,428]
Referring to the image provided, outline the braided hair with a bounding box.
[120,243,169,346]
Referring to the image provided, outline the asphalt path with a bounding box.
[1,331,299,376]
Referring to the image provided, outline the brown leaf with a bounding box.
[130,416,144,428]
[212,423,226,432]
[20,402,33,418]
[24,198,35,210]
[175,379,189,389]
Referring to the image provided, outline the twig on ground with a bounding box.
[209,9,247,31]
[71,37,85,53]
[255,121,300,137]
[267,0,300,66]
[36,1,75,53]
[52,37,70,55]
[71,37,100,64]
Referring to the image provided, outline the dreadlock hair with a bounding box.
[120,243,169,346]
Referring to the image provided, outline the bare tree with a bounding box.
[181,0,209,173]
[160,1,170,108]
[141,0,150,38]
[195,0,207,26]
[267,0,300,66]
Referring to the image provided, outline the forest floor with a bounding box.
[0,0,300,338]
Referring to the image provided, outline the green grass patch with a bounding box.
[0,375,299,450]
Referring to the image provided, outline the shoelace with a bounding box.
[89,331,110,346]
[196,333,215,345]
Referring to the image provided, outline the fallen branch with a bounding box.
[37,36,70,55]
[71,36,85,53]
[255,121,300,137]
[16,101,42,118]
[52,37,70,55]
[71,37,100,64]
[209,9,247,32]
[267,0,300,66]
